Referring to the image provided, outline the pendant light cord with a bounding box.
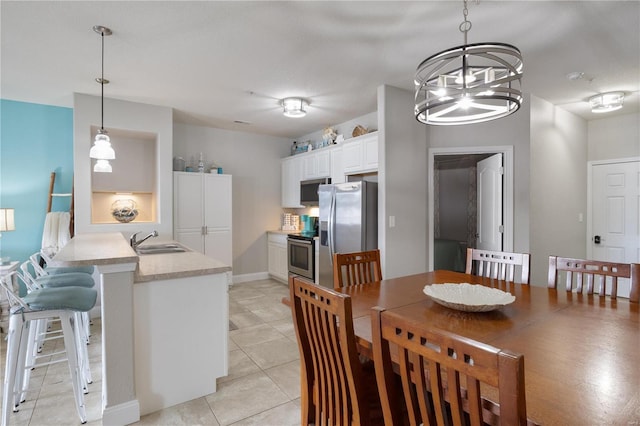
[100,30,105,132]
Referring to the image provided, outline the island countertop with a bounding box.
[135,250,231,282]
[51,232,232,282]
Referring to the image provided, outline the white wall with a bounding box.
[73,94,174,237]
[378,85,428,278]
[530,95,588,285]
[588,112,640,161]
[173,123,290,276]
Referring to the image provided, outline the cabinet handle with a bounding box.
[202,226,206,236]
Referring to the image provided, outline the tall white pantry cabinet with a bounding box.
[173,172,233,268]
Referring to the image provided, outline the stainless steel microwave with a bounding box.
[300,178,330,206]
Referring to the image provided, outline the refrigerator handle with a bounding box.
[328,191,336,266]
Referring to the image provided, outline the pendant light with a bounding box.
[89,25,115,172]
[414,0,524,125]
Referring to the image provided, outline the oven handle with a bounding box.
[289,238,312,246]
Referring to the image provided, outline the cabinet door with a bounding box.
[330,147,345,184]
[303,154,318,179]
[276,244,288,281]
[268,243,279,277]
[316,151,331,178]
[175,230,204,253]
[174,172,204,232]
[205,230,232,266]
[281,157,303,208]
[204,174,232,229]
[362,135,379,171]
[342,140,363,174]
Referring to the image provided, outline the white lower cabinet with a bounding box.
[268,232,288,283]
[174,172,233,267]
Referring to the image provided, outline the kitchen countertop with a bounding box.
[268,229,299,235]
[52,232,232,282]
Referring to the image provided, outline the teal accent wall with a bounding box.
[0,99,74,266]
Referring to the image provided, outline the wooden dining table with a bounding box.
[335,270,640,426]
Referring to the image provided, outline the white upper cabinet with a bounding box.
[281,156,303,208]
[280,132,378,207]
[342,131,378,175]
[330,146,345,184]
[302,150,331,180]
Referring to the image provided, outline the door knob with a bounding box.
[594,235,601,244]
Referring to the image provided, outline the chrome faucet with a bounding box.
[130,230,158,249]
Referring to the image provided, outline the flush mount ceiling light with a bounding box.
[589,92,624,113]
[89,25,115,172]
[414,0,523,126]
[281,98,309,118]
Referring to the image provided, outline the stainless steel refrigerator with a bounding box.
[318,181,378,288]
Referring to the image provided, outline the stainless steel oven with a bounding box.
[287,234,315,282]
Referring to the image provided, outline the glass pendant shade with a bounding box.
[93,159,113,173]
[89,132,115,160]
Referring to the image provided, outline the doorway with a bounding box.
[427,146,514,271]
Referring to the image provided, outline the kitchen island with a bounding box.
[51,233,231,424]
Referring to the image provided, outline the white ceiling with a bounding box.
[2,1,638,139]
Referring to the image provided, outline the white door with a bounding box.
[477,154,503,251]
[589,159,640,297]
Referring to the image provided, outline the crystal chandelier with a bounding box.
[89,25,115,172]
[414,0,524,125]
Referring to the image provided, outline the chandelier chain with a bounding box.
[459,0,473,45]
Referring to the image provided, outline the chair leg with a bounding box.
[74,312,92,389]
[60,312,87,424]
[2,313,28,426]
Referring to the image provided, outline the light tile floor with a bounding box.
[1,278,302,425]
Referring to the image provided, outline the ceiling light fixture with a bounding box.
[589,92,624,113]
[281,98,308,118]
[414,0,524,125]
[89,25,115,172]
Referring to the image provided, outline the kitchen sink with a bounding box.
[136,243,187,255]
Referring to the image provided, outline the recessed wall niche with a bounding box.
[91,127,157,224]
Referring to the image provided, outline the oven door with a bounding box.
[287,237,315,281]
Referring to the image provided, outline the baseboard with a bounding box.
[102,399,140,425]
[232,271,270,284]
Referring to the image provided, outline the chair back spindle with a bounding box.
[289,275,374,425]
[548,256,639,302]
[333,249,382,290]
[371,307,530,426]
[466,248,531,284]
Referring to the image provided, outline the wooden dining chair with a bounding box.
[333,249,382,290]
[465,248,531,284]
[289,275,382,425]
[371,306,530,426]
[548,256,640,302]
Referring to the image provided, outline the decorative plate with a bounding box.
[423,283,515,312]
